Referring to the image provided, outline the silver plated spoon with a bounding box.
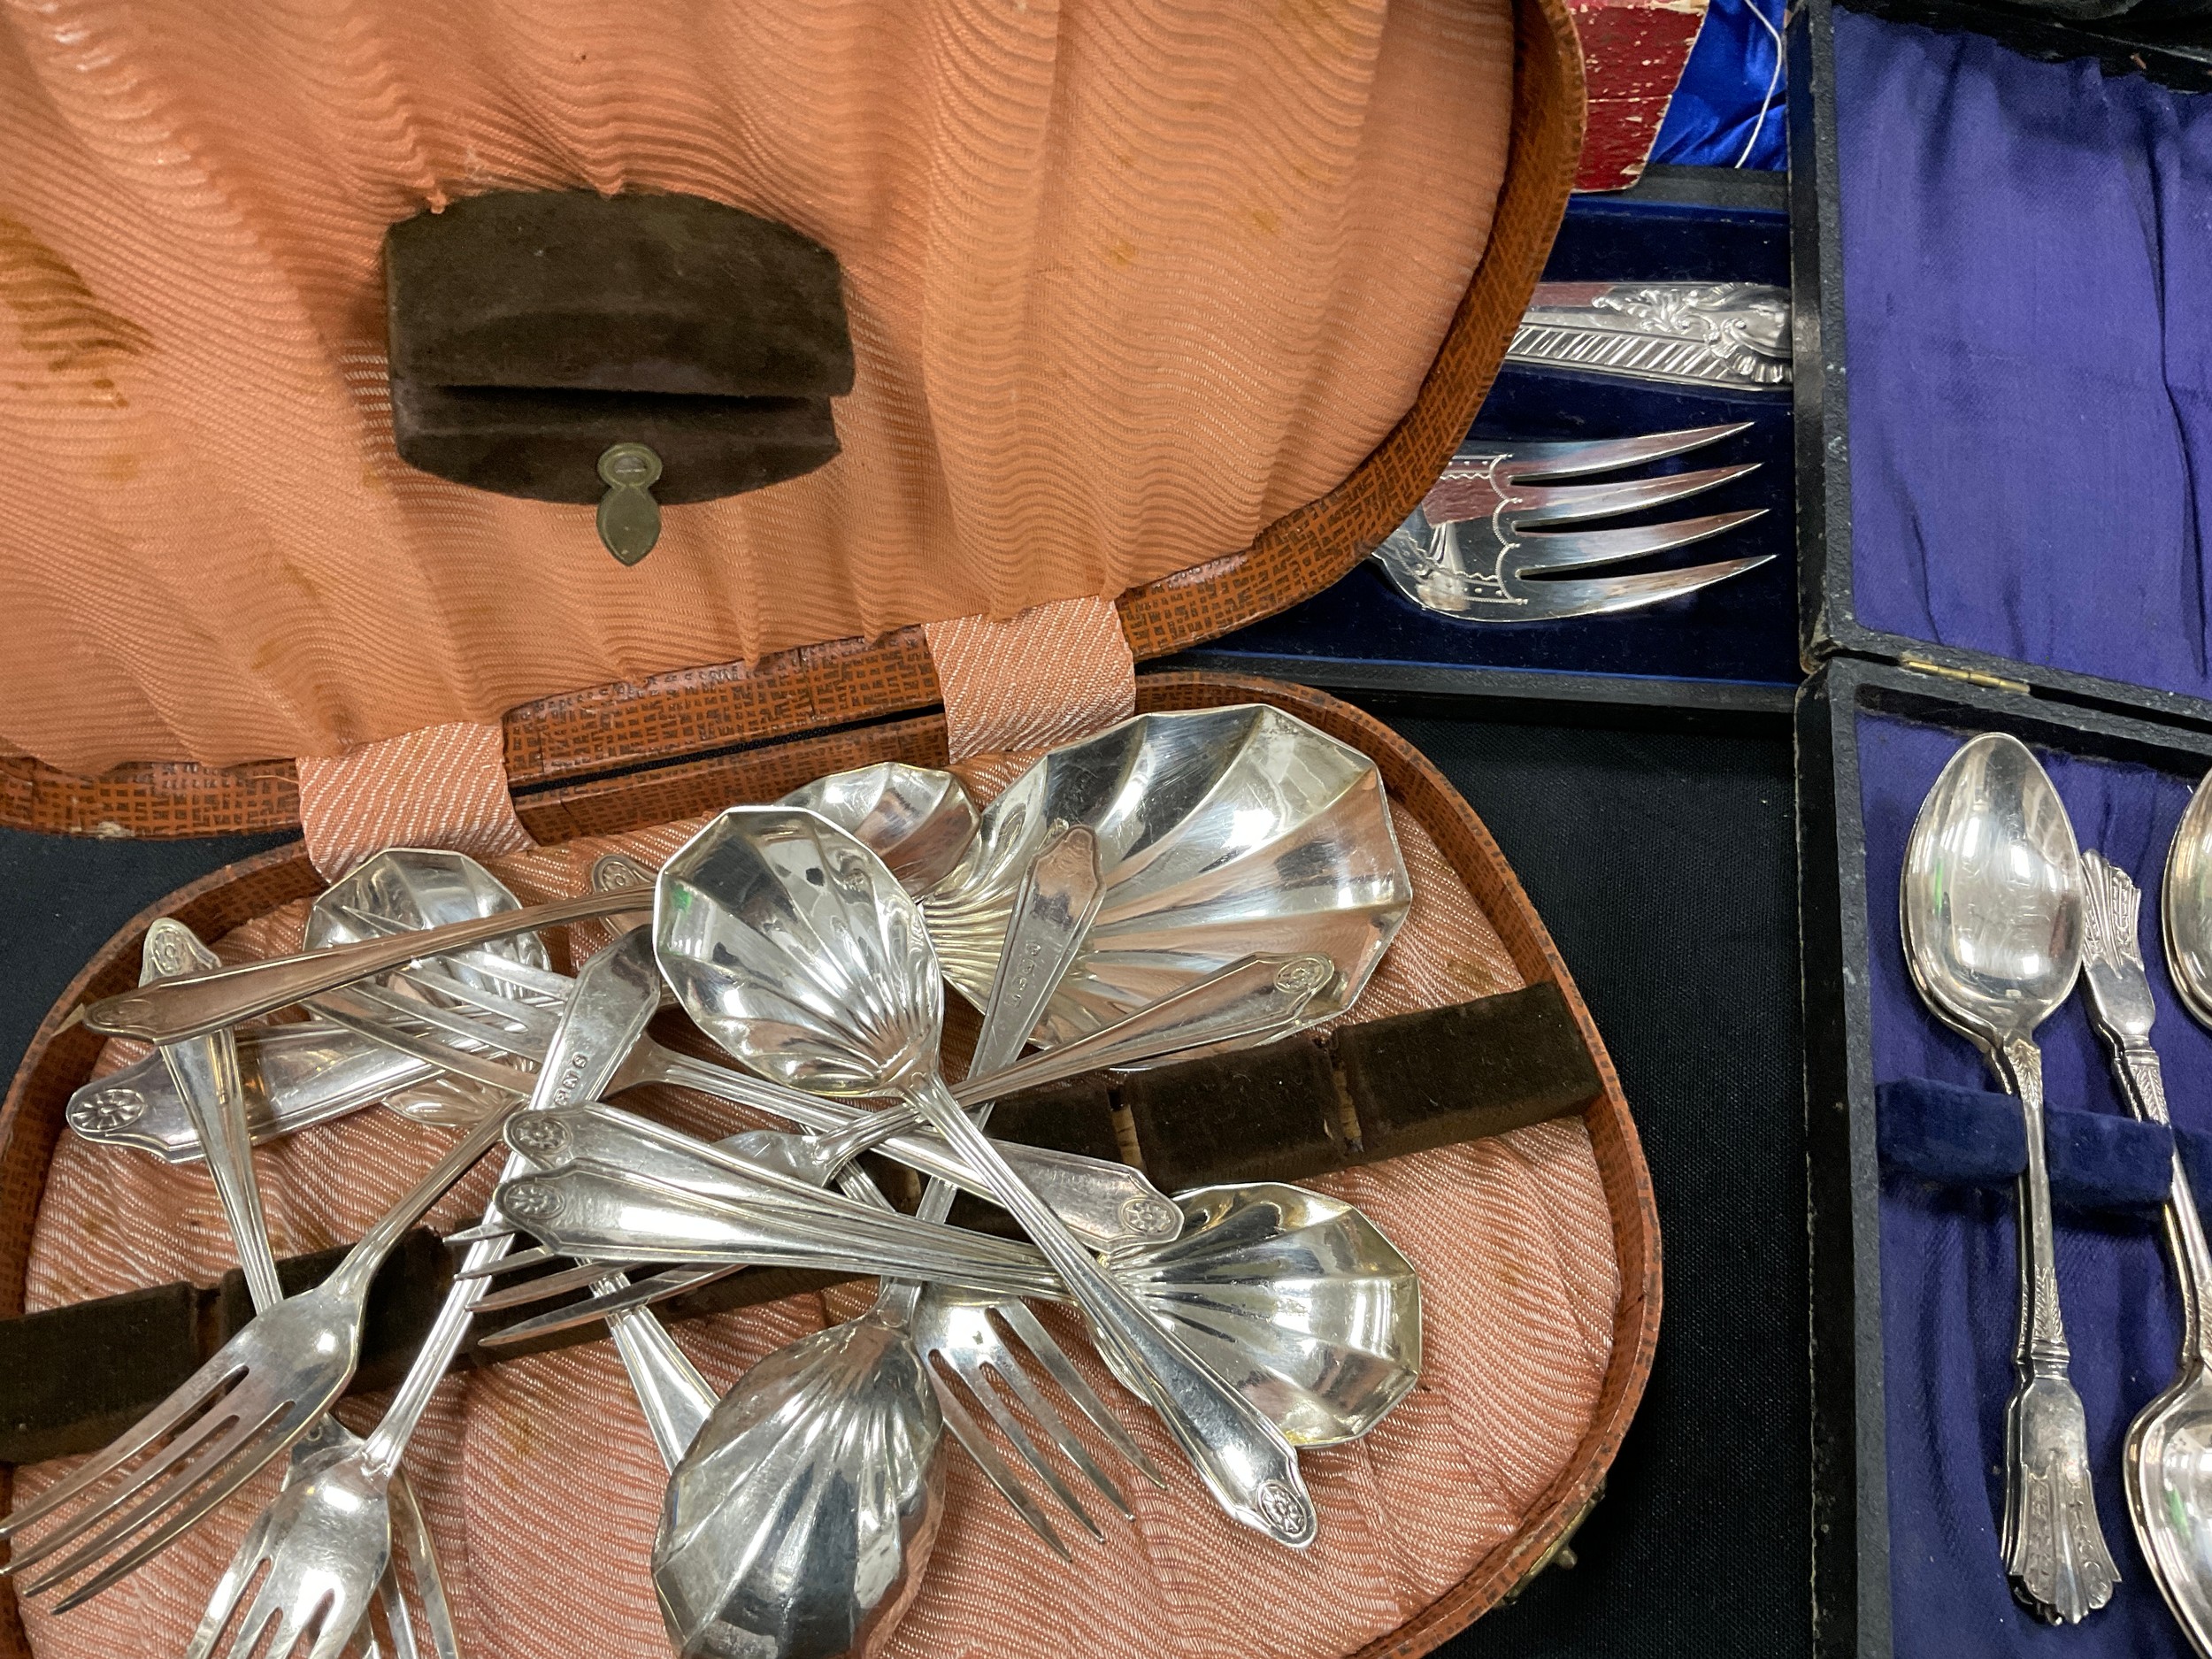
[918,704,1410,1060]
[649,824,1103,1659]
[76,768,977,1048]
[780,761,978,892]
[1901,732,2118,1623]
[658,806,1318,1548]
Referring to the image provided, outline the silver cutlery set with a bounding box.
[1905,733,2212,1647]
[12,703,1431,1659]
[1371,423,1774,623]
[1371,282,1791,626]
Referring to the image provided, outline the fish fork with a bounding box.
[1370,422,1771,621]
[0,1094,521,1606]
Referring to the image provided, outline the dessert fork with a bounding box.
[0,1096,522,1606]
[1370,422,1771,621]
[134,929,459,1659]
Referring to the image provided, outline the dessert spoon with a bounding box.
[1901,732,2117,1623]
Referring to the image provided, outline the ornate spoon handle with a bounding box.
[1991,1034,2119,1623]
[83,889,649,1043]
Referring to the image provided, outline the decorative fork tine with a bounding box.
[1371,422,1775,622]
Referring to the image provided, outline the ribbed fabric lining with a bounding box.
[18,789,1617,1659]
[0,0,1511,775]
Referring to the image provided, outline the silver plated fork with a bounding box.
[1370,422,1771,621]
[0,1098,520,1606]
[910,1285,1164,1549]
[134,931,460,1659]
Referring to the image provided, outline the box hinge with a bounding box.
[1898,656,2031,696]
[1503,1480,1604,1604]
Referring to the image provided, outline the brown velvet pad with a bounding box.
[385,190,854,504]
[0,981,1598,1464]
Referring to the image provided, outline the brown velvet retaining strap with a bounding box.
[0,983,1596,1466]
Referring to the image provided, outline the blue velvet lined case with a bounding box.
[1797,11,2212,1658]
[1184,179,1801,706]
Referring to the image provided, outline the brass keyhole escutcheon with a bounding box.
[596,442,664,565]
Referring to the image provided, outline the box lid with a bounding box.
[1794,0,2212,728]
[0,0,1585,838]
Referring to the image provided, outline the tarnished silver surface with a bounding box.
[1902,733,2116,1624]
[480,927,718,1468]
[657,807,1317,1548]
[918,704,1409,1056]
[1506,282,1791,390]
[421,933,1329,1110]
[74,879,555,1156]
[185,1419,458,1659]
[780,763,979,894]
[68,1022,428,1159]
[2077,850,2212,1655]
[1371,425,1771,624]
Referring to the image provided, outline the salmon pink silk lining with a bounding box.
[295,721,534,880]
[925,597,1137,764]
[0,0,1513,776]
[18,785,1620,1659]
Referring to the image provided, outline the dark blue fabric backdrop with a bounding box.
[1651,0,1788,170]
[1859,712,2211,1657]
[1838,13,2212,699]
